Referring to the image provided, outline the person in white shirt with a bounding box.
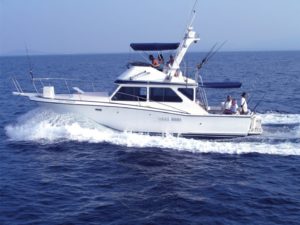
[223,95,232,114]
[240,92,248,114]
[230,99,239,114]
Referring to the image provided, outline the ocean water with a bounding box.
[0,52,300,224]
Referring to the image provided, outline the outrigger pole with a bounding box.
[25,44,34,80]
[25,45,39,93]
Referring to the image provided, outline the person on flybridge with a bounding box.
[149,54,172,72]
[158,54,164,64]
[167,55,174,67]
[149,55,160,68]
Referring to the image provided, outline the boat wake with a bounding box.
[5,108,300,156]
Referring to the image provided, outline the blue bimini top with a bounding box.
[130,43,180,51]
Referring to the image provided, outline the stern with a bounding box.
[248,115,263,135]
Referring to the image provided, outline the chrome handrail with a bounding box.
[11,76,190,114]
[196,70,209,110]
[31,77,98,94]
[32,77,89,81]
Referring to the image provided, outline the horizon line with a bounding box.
[1,49,300,57]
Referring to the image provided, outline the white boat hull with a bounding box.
[36,100,261,138]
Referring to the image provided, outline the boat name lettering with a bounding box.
[158,117,181,122]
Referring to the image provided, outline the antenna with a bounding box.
[179,0,198,38]
[188,0,199,28]
[171,0,200,74]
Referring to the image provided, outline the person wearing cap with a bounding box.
[240,92,248,114]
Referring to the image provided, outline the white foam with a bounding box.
[5,108,114,143]
[5,108,300,156]
[260,113,300,124]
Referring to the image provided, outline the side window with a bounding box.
[112,87,146,101]
[178,88,194,101]
[150,88,182,102]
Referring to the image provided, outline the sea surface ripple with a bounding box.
[1,52,300,224]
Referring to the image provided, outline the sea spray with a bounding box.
[5,108,300,155]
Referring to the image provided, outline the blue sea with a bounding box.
[1,52,300,225]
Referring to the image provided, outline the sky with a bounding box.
[0,0,300,55]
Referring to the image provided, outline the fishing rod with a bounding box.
[206,41,227,62]
[196,41,227,70]
[197,43,217,69]
[252,93,266,112]
[244,94,252,105]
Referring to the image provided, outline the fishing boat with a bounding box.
[12,10,262,138]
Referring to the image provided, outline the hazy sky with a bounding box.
[1,0,300,55]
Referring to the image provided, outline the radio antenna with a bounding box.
[187,0,199,28]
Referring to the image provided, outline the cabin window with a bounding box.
[149,88,182,102]
[112,87,147,101]
[178,88,194,101]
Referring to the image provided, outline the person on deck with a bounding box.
[149,55,160,68]
[223,95,232,114]
[230,99,239,114]
[240,92,249,114]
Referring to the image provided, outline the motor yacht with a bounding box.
[12,12,263,138]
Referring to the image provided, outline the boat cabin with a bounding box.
[106,41,208,115]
